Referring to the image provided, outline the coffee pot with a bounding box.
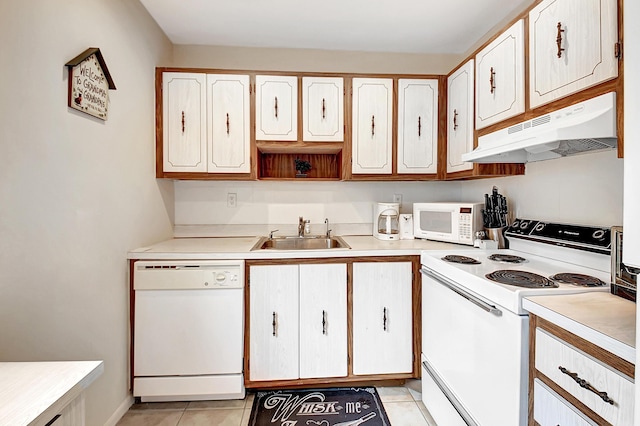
[373,202,400,240]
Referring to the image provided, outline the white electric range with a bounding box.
[420,219,612,426]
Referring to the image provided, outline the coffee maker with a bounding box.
[373,202,400,240]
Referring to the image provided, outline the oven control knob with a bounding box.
[593,229,606,240]
[520,221,529,229]
[512,220,520,229]
[215,273,227,283]
[534,223,545,232]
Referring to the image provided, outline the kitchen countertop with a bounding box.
[0,361,104,426]
[523,293,636,364]
[128,235,461,260]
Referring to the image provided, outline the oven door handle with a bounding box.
[421,268,503,317]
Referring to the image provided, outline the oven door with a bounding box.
[421,267,528,426]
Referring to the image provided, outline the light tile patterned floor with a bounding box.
[116,380,437,426]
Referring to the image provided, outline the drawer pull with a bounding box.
[556,22,565,58]
[272,312,277,336]
[558,366,615,405]
[322,310,327,335]
[489,67,496,94]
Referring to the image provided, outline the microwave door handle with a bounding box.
[421,268,502,317]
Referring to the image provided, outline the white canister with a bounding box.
[399,214,414,240]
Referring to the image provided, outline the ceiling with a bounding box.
[139,0,532,54]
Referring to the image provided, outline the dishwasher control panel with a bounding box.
[134,260,244,290]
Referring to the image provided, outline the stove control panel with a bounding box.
[506,218,611,254]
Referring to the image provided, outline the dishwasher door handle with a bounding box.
[421,267,502,317]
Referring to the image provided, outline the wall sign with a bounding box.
[65,48,116,120]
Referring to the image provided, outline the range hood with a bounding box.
[462,92,617,163]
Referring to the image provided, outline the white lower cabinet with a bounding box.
[249,265,299,381]
[249,263,347,381]
[352,262,413,375]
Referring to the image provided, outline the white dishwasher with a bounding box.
[133,260,245,402]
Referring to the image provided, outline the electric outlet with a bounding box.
[393,194,403,205]
[227,193,237,208]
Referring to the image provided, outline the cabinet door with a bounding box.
[352,262,413,375]
[299,264,348,379]
[162,72,207,172]
[302,77,344,142]
[249,265,299,381]
[475,20,525,129]
[447,60,475,173]
[255,75,298,141]
[352,78,393,174]
[206,74,250,173]
[397,79,438,174]
[529,0,618,108]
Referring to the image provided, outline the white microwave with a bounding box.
[413,202,483,245]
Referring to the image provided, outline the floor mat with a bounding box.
[248,387,391,426]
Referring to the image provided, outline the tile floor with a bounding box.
[116,380,437,426]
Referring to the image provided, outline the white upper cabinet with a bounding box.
[302,77,344,142]
[162,72,207,173]
[352,78,393,174]
[475,20,525,129]
[255,75,298,141]
[447,60,475,174]
[206,74,250,173]
[529,0,618,108]
[397,79,439,174]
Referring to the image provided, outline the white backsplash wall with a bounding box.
[460,150,624,227]
[174,180,462,236]
[175,150,623,236]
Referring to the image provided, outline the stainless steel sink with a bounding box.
[251,235,351,251]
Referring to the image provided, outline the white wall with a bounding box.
[460,150,624,227]
[0,1,173,424]
[175,150,623,234]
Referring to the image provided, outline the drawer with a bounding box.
[534,379,597,426]
[535,328,635,425]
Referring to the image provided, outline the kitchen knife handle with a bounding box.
[272,312,277,336]
[556,22,565,58]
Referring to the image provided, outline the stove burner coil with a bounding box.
[549,273,607,287]
[486,270,558,288]
[488,254,527,264]
[441,255,481,265]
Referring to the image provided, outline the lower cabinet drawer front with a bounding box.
[535,328,635,425]
[534,379,597,426]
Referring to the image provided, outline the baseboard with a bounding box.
[103,394,134,426]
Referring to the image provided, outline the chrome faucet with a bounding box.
[325,218,331,238]
[298,216,310,237]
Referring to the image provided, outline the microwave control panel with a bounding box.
[458,213,473,241]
